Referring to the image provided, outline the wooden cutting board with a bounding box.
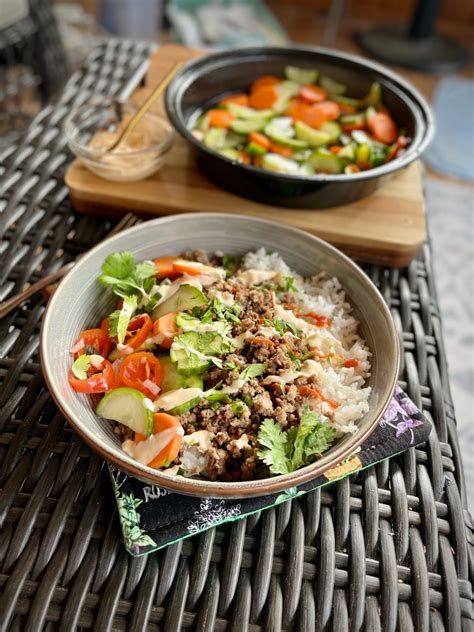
[65,44,426,267]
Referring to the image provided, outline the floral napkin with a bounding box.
[109,386,430,556]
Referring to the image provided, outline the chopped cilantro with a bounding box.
[239,362,267,382]
[71,354,91,380]
[108,294,138,343]
[222,255,240,276]
[284,276,297,292]
[269,318,298,337]
[256,410,337,474]
[231,400,245,415]
[243,395,253,408]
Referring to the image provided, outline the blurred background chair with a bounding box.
[0,0,67,145]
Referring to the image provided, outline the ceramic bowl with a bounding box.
[40,214,399,498]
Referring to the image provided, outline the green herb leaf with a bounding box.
[222,255,240,276]
[256,419,290,474]
[98,251,156,298]
[284,276,298,292]
[239,362,267,382]
[271,318,298,337]
[108,294,138,343]
[71,354,91,380]
[231,399,245,415]
[224,361,238,370]
[206,391,231,404]
[256,409,336,474]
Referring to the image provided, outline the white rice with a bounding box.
[241,248,371,435]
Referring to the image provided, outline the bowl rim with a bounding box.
[40,213,400,498]
[63,96,176,161]
[165,44,434,184]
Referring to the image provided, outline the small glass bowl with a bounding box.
[64,97,176,182]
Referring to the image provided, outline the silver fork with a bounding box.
[0,213,142,319]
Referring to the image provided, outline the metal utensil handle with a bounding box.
[107,61,182,153]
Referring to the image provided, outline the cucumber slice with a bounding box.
[225,103,273,120]
[171,346,209,375]
[272,81,301,114]
[320,121,341,144]
[308,149,343,174]
[319,76,346,96]
[298,163,315,176]
[338,143,356,160]
[230,118,266,134]
[332,95,360,108]
[284,66,318,84]
[160,356,204,392]
[151,284,207,321]
[196,113,210,132]
[262,153,300,174]
[362,82,382,107]
[218,148,240,161]
[292,148,312,162]
[294,121,331,147]
[340,112,366,128]
[264,117,308,149]
[245,141,267,157]
[224,131,247,148]
[204,128,226,150]
[97,387,154,435]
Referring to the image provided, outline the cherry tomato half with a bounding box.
[74,328,111,358]
[118,352,162,398]
[68,358,115,393]
[124,314,153,350]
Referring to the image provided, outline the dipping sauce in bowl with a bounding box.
[64,97,176,182]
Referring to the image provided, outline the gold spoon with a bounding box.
[105,61,183,154]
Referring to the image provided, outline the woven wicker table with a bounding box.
[0,39,472,631]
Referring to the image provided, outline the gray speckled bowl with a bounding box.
[40,213,399,498]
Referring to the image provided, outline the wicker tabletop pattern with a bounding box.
[0,39,472,631]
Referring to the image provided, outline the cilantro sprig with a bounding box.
[98,251,156,298]
[239,362,267,382]
[257,410,336,474]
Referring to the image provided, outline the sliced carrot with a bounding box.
[329,146,343,154]
[148,435,182,468]
[299,84,327,103]
[172,260,204,276]
[253,155,264,167]
[338,102,358,114]
[251,336,276,347]
[298,104,326,129]
[153,412,181,433]
[148,413,183,468]
[298,385,339,409]
[249,132,272,150]
[367,112,398,144]
[152,312,178,349]
[249,85,278,109]
[135,432,147,443]
[304,312,332,327]
[269,142,293,157]
[239,151,251,164]
[154,256,179,279]
[344,358,359,368]
[208,109,234,128]
[220,93,249,106]
[312,100,341,121]
[251,75,280,92]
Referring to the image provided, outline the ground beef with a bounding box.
[231,287,276,335]
[181,249,211,265]
[114,422,134,441]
